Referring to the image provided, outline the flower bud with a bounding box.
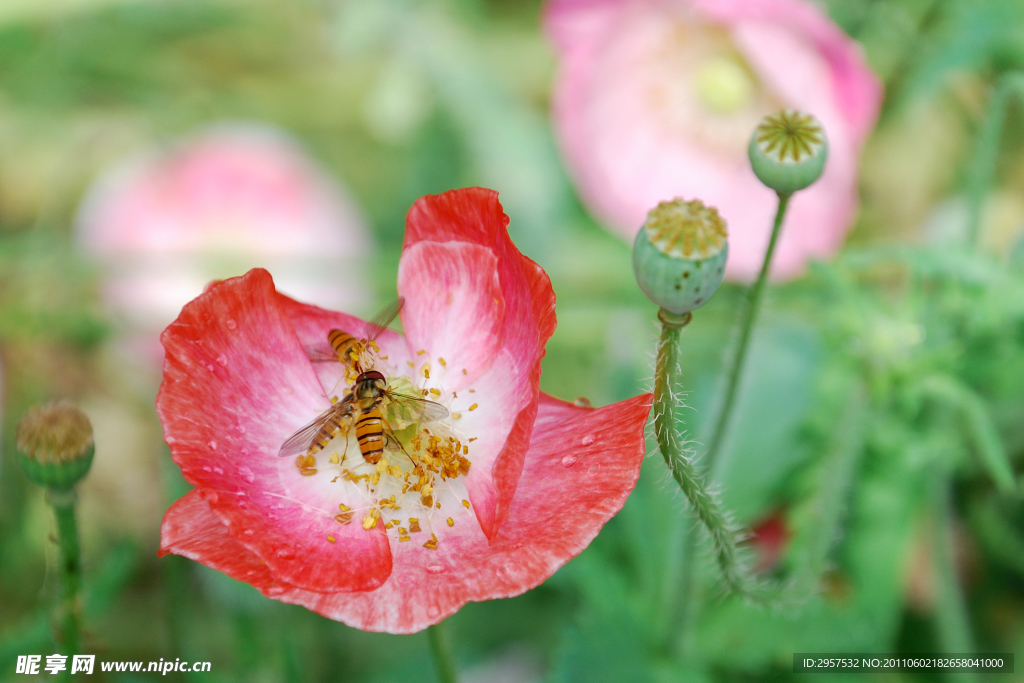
[633,198,728,315]
[16,402,95,489]
[748,110,828,195]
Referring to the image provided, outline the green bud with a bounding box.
[16,402,95,490]
[633,198,729,315]
[748,110,828,195]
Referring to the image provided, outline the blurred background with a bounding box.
[2,0,1024,680]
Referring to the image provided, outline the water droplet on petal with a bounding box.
[427,605,440,619]
[588,464,600,476]
[208,440,218,450]
[205,491,219,503]
[425,564,444,574]
[202,465,212,472]
[398,573,414,586]
[581,434,596,446]
[240,448,249,456]
[276,549,295,560]
[206,364,215,372]
[240,466,255,483]
[244,529,254,536]
[166,436,176,444]
[236,424,246,434]
[266,586,286,596]
[216,354,228,367]
[561,454,578,468]
[213,466,224,475]
[226,319,237,330]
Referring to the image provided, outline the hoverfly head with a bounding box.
[355,370,387,398]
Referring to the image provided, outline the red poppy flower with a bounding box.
[157,187,653,633]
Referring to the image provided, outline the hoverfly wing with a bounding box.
[278,403,351,458]
[304,342,339,364]
[385,392,450,424]
[363,297,405,343]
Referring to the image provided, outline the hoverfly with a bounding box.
[279,301,449,466]
[306,297,406,375]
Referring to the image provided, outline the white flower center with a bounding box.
[294,344,479,549]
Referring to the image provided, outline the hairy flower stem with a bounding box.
[704,192,791,472]
[47,488,82,654]
[427,622,458,683]
[967,72,1024,249]
[654,309,744,599]
[931,476,978,683]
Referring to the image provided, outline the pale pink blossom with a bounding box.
[76,124,372,344]
[546,0,882,280]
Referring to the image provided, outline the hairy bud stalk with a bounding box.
[15,402,94,654]
[653,312,745,594]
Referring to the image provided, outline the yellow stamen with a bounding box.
[469,404,478,411]
[446,517,454,527]
[462,500,470,508]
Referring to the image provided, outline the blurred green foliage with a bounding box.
[1,0,1024,681]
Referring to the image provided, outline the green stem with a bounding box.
[920,375,1015,495]
[653,309,745,597]
[790,384,866,598]
[47,488,82,655]
[427,622,458,683]
[930,476,978,683]
[966,72,1024,249]
[704,192,791,472]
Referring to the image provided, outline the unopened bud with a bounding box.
[16,402,95,489]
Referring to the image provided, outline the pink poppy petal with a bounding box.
[159,489,288,593]
[158,268,392,593]
[397,241,504,387]
[401,189,557,540]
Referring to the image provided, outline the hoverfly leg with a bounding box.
[382,424,417,467]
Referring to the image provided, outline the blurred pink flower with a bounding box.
[545,0,882,280]
[76,124,372,353]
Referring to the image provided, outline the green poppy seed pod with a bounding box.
[748,110,828,195]
[633,198,728,315]
[16,401,95,490]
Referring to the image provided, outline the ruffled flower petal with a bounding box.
[399,189,557,539]
[158,269,392,592]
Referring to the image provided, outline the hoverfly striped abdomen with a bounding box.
[355,403,385,464]
[328,329,362,367]
[309,406,355,456]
